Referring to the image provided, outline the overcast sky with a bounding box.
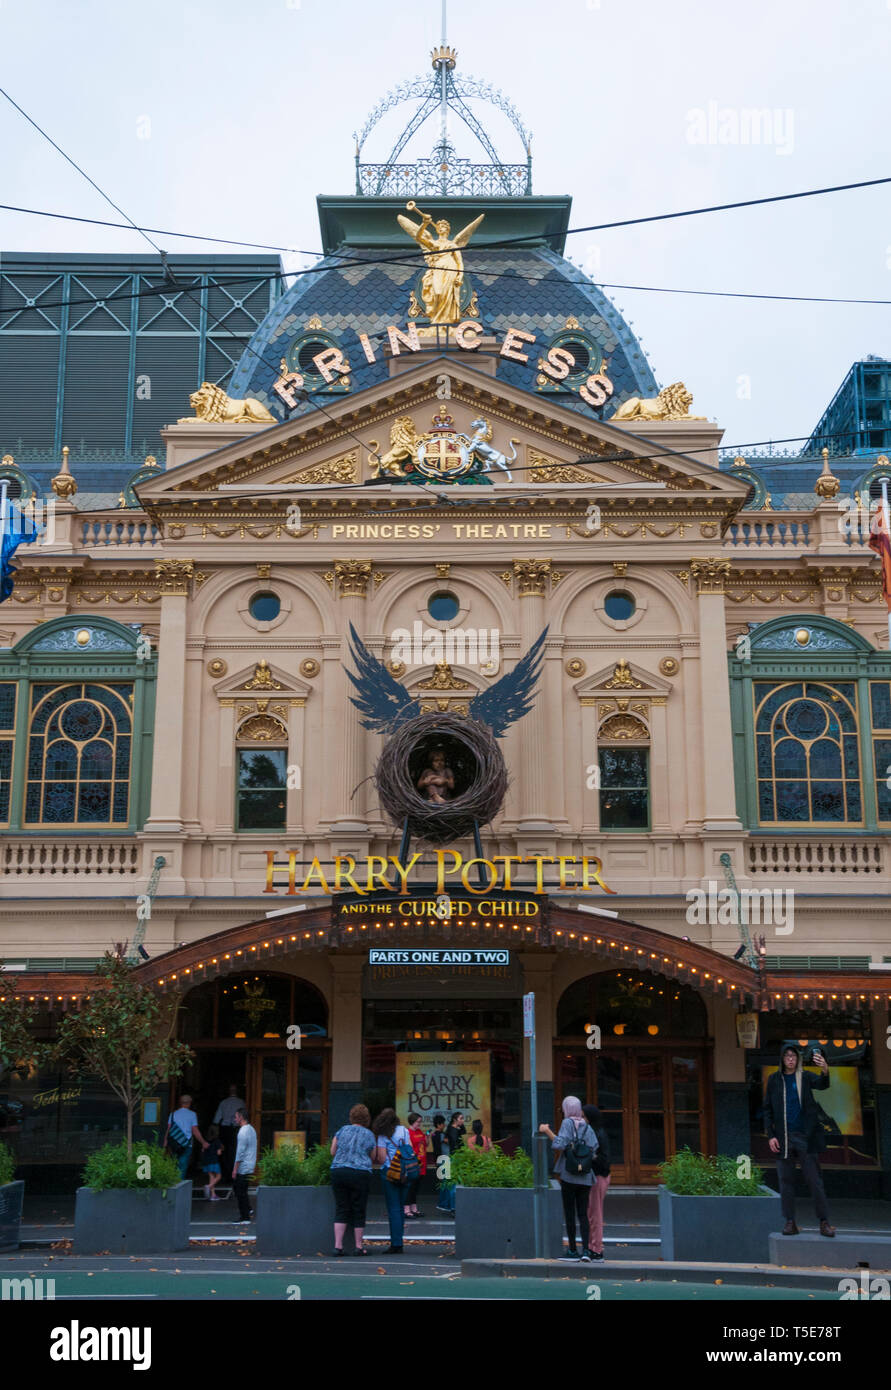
[1,0,889,454]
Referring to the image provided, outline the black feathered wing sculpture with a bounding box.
[346,623,421,734]
[346,622,548,738]
[468,626,548,737]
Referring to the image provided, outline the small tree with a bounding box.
[53,953,193,1157]
[0,963,43,1087]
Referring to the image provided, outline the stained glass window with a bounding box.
[24,682,133,825]
[754,681,861,825]
[0,682,15,824]
[871,681,891,823]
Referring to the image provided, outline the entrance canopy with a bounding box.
[8,901,891,1013]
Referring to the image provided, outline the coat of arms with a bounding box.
[368,409,519,485]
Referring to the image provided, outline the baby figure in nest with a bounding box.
[416,748,455,804]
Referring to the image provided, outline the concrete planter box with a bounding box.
[74,1181,192,1255]
[455,1182,564,1260]
[658,1183,782,1263]
[0,1180,24,1252]
[255,1185,337,1256]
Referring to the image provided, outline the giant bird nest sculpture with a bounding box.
[374,711,508,844]
[347,623,547,846]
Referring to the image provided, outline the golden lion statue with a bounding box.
[610,382,705,422]
[179,382,276,425]
[367,416,419,479]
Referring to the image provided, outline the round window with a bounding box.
[297,340,331,375]
[562,341,591,375]
[427,591,460,622]
[249,591,281,622]
[604,590,636,621]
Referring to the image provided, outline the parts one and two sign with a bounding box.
[368,948,510,966]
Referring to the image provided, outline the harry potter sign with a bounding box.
[396,1051,491,1133]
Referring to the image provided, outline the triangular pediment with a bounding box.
[575,659,673,698]
[214,660,311,701]
[136,356,750,515]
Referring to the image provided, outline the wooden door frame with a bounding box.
[552,1039,714,1184]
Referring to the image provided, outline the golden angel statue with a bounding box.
[396,201,485,324]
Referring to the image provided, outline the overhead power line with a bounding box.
[4,248,891,318]
[1,169,890,257]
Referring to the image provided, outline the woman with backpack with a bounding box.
[373,1108,418,1254]
[540,1096,598,1261]
[583,1104,611,1261]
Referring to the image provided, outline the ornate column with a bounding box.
[648,696,671,833]
[286,698,306,834]
[511,559,557,833]
[144,560,200,833]
[325,560,371,832]
[691,558,743,832]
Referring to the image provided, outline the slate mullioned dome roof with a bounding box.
[229,237,659,419]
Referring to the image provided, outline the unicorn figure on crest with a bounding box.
[459,419,519,482]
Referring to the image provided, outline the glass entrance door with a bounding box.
[245,1050,329,1154]
[554,1045,709,1184]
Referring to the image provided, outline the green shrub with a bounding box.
[258,1142,332,1186]
[0,1142,15,1186]
[82,1142,181,1191]
[449,1143,534,1188]
[659,1147,764,1196]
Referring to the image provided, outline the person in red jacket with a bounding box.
[404,1113,428,1220]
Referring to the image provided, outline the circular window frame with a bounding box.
[247,590,283,623]
[426,590,461,623]
[593,586,647,632]
[237,587,292,633]
[417,591,470,628]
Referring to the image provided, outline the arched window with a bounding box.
[754,680,861,824]
[25,682,133,825]
[598,713,650,830]
[0,619,156,831]
[557,969,707,1038]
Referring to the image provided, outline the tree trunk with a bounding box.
[126,1103,133,1159]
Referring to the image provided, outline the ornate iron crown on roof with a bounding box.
[354,43,532,198]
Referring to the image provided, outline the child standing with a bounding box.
[202,1131,224,1201]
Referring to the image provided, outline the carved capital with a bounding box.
[324,559,373,598]
[154,558,202,595]
[690,558,731,594]
[512,558,553,597]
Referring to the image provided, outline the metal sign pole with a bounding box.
[524,990,544,1258]
[881,477,891,653]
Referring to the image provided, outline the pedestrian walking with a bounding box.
[583,1104,611,1261]
[165,1093,208,1181]
[330,1103,376,1256]
[202,1131,224,1201]
[373,1108,418,1253]
[231,1106,257,1225]
[213,1083,245,1182]
[431,1114,454,1214]
[403,1113,429,1219]
[540,1096,599,1261]
[763,1044,836,1237]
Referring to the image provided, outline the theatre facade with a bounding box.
[1,49,890,1191]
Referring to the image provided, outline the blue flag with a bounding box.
[0,499,42,603]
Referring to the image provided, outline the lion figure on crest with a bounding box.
[367,416,420,479]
